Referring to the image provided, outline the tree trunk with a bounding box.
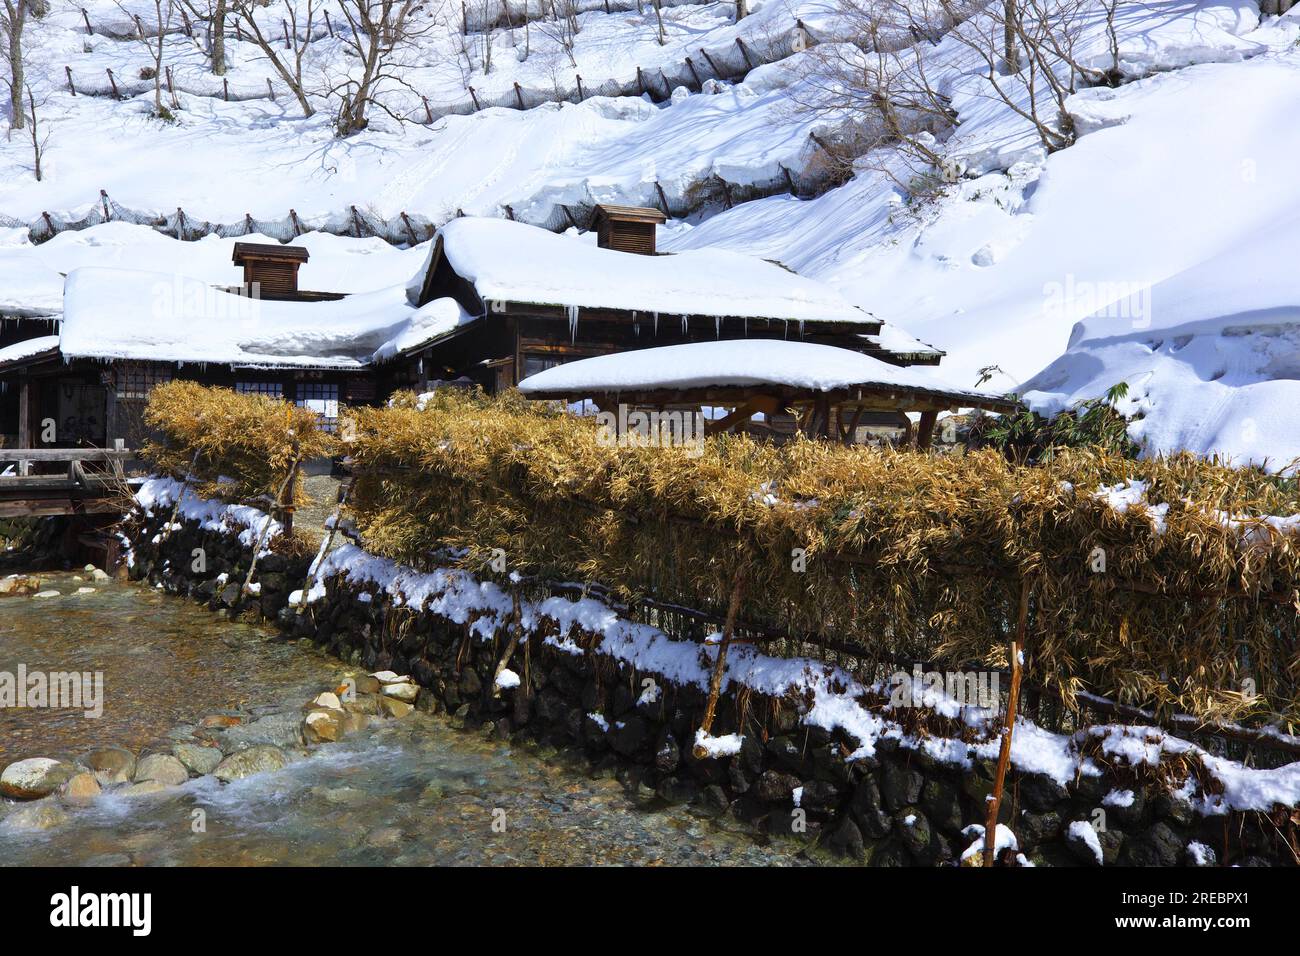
[1002,0,1018,72]
[6,0,26,130]
[212,0,226,75]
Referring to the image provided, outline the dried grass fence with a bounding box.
[140,381,337,542]
[340,390,1300,740]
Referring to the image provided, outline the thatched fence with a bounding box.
[339,390,1300,737]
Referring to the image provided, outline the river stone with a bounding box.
[303,709,343,744]
[7,800,69,830]
[172,743,223,776]
[342,712,370,735]
[312,691,343,711]
[754,770,802,804]
[381,681,419,703]
[61,771,102,806]
[1,758,75,799]
[218,711,303,750]
[214,745,288,782]
[380,697,414,719]
[894,807,932,858]
[134,754,190,786]
[119,780,174,798]
[828,815,866,859]
[90,568,111,582]
[84,746,136,785]
[881,762,924,811]
[0,574,40,596]
[353,675,382,694]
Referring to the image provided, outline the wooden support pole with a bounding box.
[983,578,1029,866]
[692,571,744,758]
[17,377,31,473]
[491,589,525,698]
[916,409,939,450]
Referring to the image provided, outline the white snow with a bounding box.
[1068,820,1105,864]
[517,337,1006,400]
[0,334,60,367]
[495,668,521,690]
[1102,788,1136,808]
[56,264,471,368]
[428,216,875,325]
[693,727,745,757]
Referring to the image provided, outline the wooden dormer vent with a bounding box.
[592,204,666,255]
[232,242,310,299]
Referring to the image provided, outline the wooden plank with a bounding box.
[0,448,135,462]
[0,498,124,518]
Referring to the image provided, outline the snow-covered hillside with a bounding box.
[2,0,1299,468]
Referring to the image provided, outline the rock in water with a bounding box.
[380,697,414,719]
[7,801,69,830]
[133,753,190,786]
[172,743,223,776]
[381,681,419,703]
[1,758,75,799]
[303,709,343,744]
[61,772,102,806]
[213,745,288,782]
[84,746,136,785]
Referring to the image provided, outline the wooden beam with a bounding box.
[17,377,30,472]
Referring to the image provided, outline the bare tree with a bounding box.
[327,0,441,135]
[536,0,579,67]
[115,0,175,118]
[797,0,958,187]
[1,0,31,130]
[179,0,229,75]
[24,84,48,179]
[230,0,318,115]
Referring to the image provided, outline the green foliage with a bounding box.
[975,384,1141,463]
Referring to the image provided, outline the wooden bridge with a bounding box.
[0,446,141,519]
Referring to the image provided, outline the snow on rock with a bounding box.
[495,668,521,691]
[694,728,745,757]
[134,477,281,553]
[1068,820,1106,864]
[516,338,1005,402]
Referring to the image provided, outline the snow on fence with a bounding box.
[460,0,721,34]
[7,112,850,247]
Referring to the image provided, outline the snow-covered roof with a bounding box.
[415,218,876,326]
[57,267,465,369]
[517,339,1011,407]
[0,334,60,370]
[0,256,64,317]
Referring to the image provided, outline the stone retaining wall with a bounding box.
[122,509,1295,867]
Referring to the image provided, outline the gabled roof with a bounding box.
[409,217,878,327]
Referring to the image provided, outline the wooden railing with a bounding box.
[0,442,137,481]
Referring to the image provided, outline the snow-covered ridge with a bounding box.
[134,476,281,553]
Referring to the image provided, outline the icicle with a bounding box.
[681,314,688,335]
[715,316,721,338]
[798,319,805,339]
[567,304,579,342]
[653,312,659,335]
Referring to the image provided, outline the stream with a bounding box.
[0,572,829,866]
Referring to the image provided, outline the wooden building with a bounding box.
[0,243,373,452]
[397,207,944,394]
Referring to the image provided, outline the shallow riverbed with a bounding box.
[0,573,830,866]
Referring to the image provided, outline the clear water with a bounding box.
[0,573,832,866]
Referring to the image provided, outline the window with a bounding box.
[296,382,339,432]
[115,363,172,401]
[521,354,565,379]
[235,381,284,398]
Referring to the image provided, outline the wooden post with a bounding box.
[983,578,1029,865]
[66,66,76,95]
[491,589,525,698]
[17,377,30,476]
[916,409,939,450]
[692,571,744,758]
